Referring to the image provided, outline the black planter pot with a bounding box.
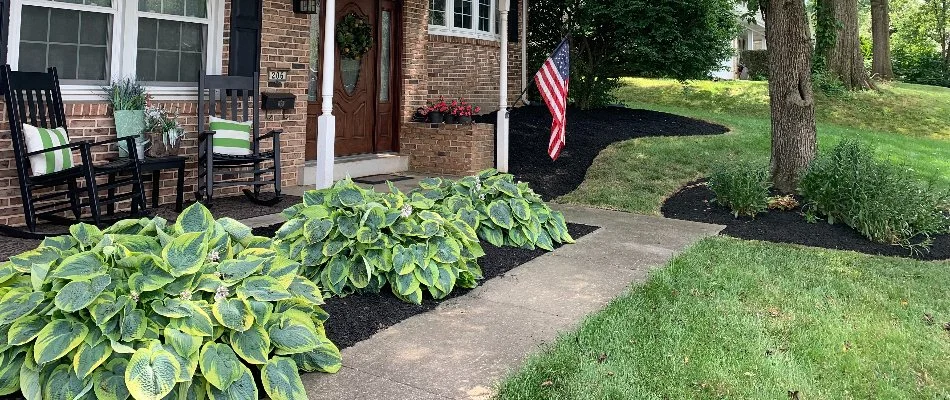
[444,114,457,124]
[429,112,444,124]
[457,115,473,124]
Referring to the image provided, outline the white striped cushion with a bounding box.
[23,124,74,177]
[209,116,253,156]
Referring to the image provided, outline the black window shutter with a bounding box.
[507,0,519,43]
[1,0,8,63]
[228,0,263,77]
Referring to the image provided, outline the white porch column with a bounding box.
[520,0,528,103]
[746,29,755,50]
[496,0,510,173]
[316,0,337,189]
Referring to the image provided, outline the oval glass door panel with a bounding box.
[341,58,361,95]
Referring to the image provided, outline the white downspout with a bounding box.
[520,0,527,104]
[496,0,510,173]
[316,0,337,189]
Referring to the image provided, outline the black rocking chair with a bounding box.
[0,66,148,238]
[197,72,282,206]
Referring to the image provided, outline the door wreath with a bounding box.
[337,13,373,59]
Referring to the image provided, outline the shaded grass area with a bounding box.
[558,79,950,215]
[496,237,950,399]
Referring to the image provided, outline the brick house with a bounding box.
[0,0,526,226]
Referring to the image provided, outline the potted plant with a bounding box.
[445,98,459,124]
[104,78,148,158]
[452,98,481,125]
[425,96,450,124]
[145,103,183,157]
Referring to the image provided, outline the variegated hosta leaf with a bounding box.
[261,357,307,400]
[217,258,265,285]
[211,298,254,332]
[73,339,112,379]
[287,275,324,304]
[163,327,201,358]
[268,310,320,355]
[7,315,47,345]
[216,217,252,242]
[236,276,292,302]
[175,202,215,234]
[91,294,130,326]
[54,273,111,312]
[50,252,103,280]
[9,246,60,273]
[304,218,334,243]
[126,344,181,400]
[206,365,258,400]
[44,363,90,400]
[120,309,148,342]
[247,300,274,328]
[19,351,40,400]
[290,337,342,374]
[198,342,243,391]
[70,223,103,248]
[171,301,215,337]
[33,319,88,364]
[93,358,131,400]
[0,349,23,395]
[488,200,514,229]
[348,258,371,289]
[162,232,209,277]
[229,324,270,364]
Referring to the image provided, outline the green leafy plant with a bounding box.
[275,179,485,305]
[414,169,574,250]
[0,203,341,400]
[708,160,772,218]
[799,140,950,249]
[104,78,148,111]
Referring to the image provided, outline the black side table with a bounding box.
[108,156,187,214]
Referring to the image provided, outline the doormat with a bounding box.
[352,174,413,185]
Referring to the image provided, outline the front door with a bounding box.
[306,0,398,159]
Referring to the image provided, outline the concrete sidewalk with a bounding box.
[297,204,724,399]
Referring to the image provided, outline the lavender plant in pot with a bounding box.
[105,78,148,158]
[145,104,183,157]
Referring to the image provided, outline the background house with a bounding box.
[711,9,766,80]
[0,0,525,226]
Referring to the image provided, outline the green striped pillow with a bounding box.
[209,116,253,156]
[23,124,74,177]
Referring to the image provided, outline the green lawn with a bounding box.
[496,79,950,399]
[497,238,950,399]
[559,79,950,215]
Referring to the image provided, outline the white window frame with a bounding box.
[428,0,500,41]
[6,0,225,101]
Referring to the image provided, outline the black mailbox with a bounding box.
[261,92,296,111]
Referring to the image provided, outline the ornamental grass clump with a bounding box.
[275,178,485,305]
[0,203,341,400]
[414,169,574,250]
[799,140,950,249]
[707,160,772,218]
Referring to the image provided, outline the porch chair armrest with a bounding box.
[83,136,136,148]
[24,141,88,157]
[258,129,283,141]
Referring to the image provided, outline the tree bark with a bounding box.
[871,0,894,79]
[762,0,818,193]
[818,0,874,89]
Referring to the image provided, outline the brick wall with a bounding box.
[400,123,495,176]
[425,36,523,113]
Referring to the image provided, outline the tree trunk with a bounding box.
[818,0,874,89]
[762,0,818,193]
[871,0,894,79]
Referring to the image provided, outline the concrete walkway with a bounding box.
[294,204,724,400]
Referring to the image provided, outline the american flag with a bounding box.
[534,38,570,160]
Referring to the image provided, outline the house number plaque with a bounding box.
[268,70,289,83]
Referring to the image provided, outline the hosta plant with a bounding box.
[276,178,485,304]
[414,169,574,250]
[0,203,341,400]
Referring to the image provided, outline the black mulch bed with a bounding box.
[475,105,729,201]
[0,194,301,261]
[251,222,600,349]
[661,180,950,261]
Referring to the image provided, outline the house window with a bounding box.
[429,0,498,40]
[7,0,225,99]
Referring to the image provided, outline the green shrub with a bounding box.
[738,50,769,81]
[276,179,485,305]
[708,161,772,218]
[799,140,950,248]
[0,203,341,400]
[413,169,574,250]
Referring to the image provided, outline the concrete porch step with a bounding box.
[298,153,409,185]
